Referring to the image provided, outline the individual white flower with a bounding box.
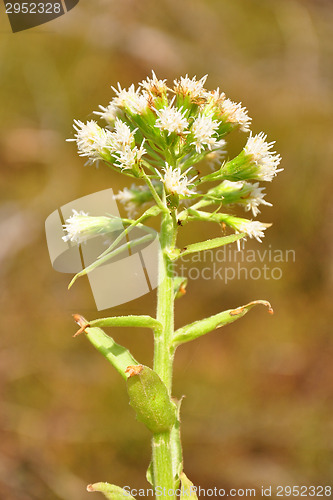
[62,210,118,244]
[242,182,272,216]
[205,88,226,108]
[244,132,275,161]
[111,118,136,150]
[111,83,149,114]
[191,114,219,153]
[129,93,149,114]
[233,219,271,250]
[173,74,208,101]
[221,98,251,132]
[140,71,168,96]
[244,132,282,181]
[157,163,196,197]
[68,120,113,164]
[94,101,119,124]
[205,139,226,168]
[113,142,146,170]
[155,104,189,136]
[218,180,272,216]
[236,220,269,241]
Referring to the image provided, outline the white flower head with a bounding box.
[94,101,119,124]
[173,74,208,101]
[111,118,136,150]
[140,71,168,97]
[62,210,117,244]
[191,114,219,153]
[242,182,272,216]
[111,83,149,115]
[219,180,272,216]
[158,163,197,197]
[206,88,226,108]
[155,104,189,136]
[113,142,146,170]
[221,98,251,132]
[244,132,282,181]
[68,120,113,164]
[234,219,271,250]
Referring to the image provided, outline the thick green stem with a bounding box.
[154,211,175,390]
[152,432,175,499]
[152,210,177,499]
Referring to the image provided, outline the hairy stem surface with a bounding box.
[152,210,177,499]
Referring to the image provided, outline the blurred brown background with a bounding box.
[1,0,333,498]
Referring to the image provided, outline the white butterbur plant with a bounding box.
[63,73,281,499]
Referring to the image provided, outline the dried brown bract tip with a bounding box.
[72,314,90,337]
[125,364,143,377]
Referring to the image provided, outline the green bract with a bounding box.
[171,300,273,349]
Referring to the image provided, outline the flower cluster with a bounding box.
[68,73,282,246]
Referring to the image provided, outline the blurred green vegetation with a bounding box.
[1,0,333,498]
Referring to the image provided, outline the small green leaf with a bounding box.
[172,300,273,348]
[87,482,135,499]
[179,473,198,499]
[169,233,244,261]
[90,315,162,333]
[84,325,138,380]
[126,365,176,434]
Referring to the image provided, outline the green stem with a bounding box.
[155,210,175,390]
[152,210,177,499]
[140,167,168,213]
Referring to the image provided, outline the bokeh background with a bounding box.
[1,0,333,498]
